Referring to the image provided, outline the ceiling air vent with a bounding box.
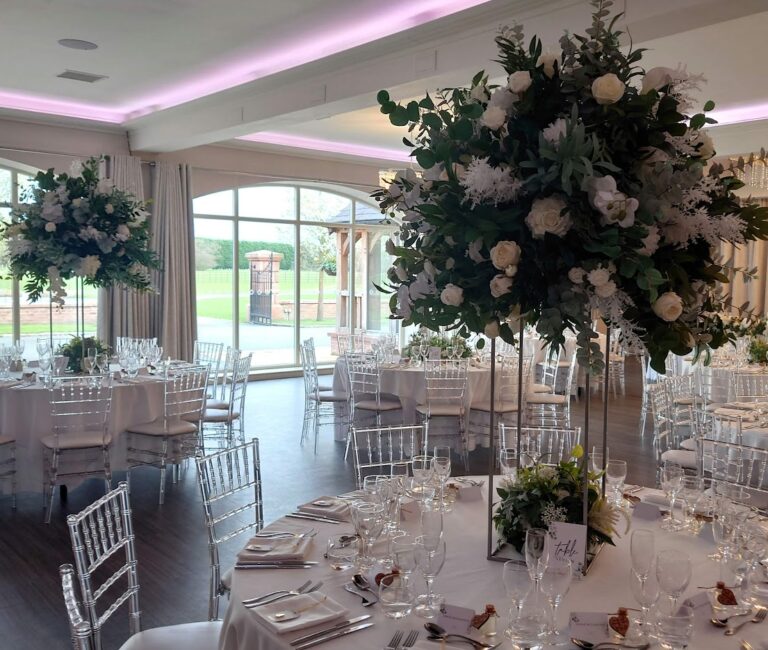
[56,69,108,83]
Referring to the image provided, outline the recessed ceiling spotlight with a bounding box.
[58,39,98,51]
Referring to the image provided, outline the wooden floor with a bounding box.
[0,361,654,649]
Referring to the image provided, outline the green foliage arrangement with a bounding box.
[56,336,109,373]
[373,0,768,373]
[748,337,768,365]
[0,157,160,305]
[403,330,472,359]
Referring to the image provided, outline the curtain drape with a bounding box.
[720,198,768,315]
[97,155,153,345]
[149,162,197,360]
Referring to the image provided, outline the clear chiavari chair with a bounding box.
[639,352,661,435]
[416,358,469,469]
[0,434,16,509]
[197,353,252,449]
[205,346,239,410]
[61,482,222,649]
[525,347,576,428]
[733,371,768,406]
[43,377,113,523]
[126,364,209,504]
[193,340,225,400]
[352,425,424,488]
[499,424,581,466]
[300,339,347,452]
[196,440,263,621]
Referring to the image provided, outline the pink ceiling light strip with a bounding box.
[239,131,411,162]
[0,0,491,124]
[709,103,768,126]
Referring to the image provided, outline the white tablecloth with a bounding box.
[0,376,164,493]
[220,479,765,650]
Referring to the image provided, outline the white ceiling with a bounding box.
[0,0,767,158]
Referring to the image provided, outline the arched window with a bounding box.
[192,184,397,370]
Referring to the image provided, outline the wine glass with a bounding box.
[432,445,451,510]
[499,448,518,482]
[420,509,443,552]
[363,474,388,501]
[540,560,573,642]
[524,528,549,595]
[502,561,531,626]
[660,462,685,531]
[605,460,627,505]
[414,536,446,619]
[411,455,434,504]
[349,501,384,570]
[654,605,693,650]
[629,569,659,638]
[630,529,655,581]
[38,350,52,384]
[36,337,51,358]
[95,353,109,376]
[655,549,691,613]
[590,445,608,474]
[679,476,704,531]
[711,506,737,562]
[85,347,97,375]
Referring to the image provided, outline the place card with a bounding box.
[569,612,609,645]
[548,521,587,573]
[632,501,662,521]
[447,480,482,501]
[437,604,475,635]
[400,497,421,522]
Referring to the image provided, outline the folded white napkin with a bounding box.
[639,489,669,507]
[249,592,347,634]
[297,497,349,520]
[714,407,758,421]
[724,401,765,411]
[237,534,312,563]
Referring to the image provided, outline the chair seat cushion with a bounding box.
[0,435,15,445]
[121,621,223,650]
[529,383,553,394]
[679,437,697,451]
[354,399,401,412]
[315,390,348,403]
[41,431,111,450]
[200,408,240,423]
[126,419,198,437]
[415,403,464,417]
[525,393,567,405]
[660,448,697,469]
[470,400,520,413]
[205,399,228,409]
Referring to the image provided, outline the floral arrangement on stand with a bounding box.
[403,330,472,359]
[492,446,627,553]
[373,0,768,374]
[0,157,160,305]
[56,336,109,373]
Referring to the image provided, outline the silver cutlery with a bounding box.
[725,607,767,636]
[741,641,754,650]
[289,614,371,646]
[425,623,501,649]
[235,563,315,570]
[385,630,403,650]
[343,583,376,606]
[287,513,341,524]
[243,579,312,605]
[292,621,374,649]
[570,639,649,649]
[244,581,323,608]
[454,477,483,486]
[403,630,419,647]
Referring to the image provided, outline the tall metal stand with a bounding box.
[486,336,497,560]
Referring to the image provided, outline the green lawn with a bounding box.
[195,269,338,301]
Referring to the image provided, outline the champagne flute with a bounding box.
[525,528,549,597]
[414,536,446,619]
[540,560,573,642]
[630,529,655,581]
[432,445,451,510]
[86,347,97,375]
[660,461,684,530]
[499,448,518,482]
[655,549,691,613]
[590,445,608,474]
[630,569,659,638]
[420,509,443,552]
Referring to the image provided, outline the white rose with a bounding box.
[568,267,586,284]
[484,320,500,338]
[490,274,514,298]
[637,226,661,256]
[591,73,625,105]
[536,52,558,78]
[595,280,617,298]
[423,259,437,278]
[488,88,516,112]
[467,239,486,263]
[104,203,114,215]
[115,224,131,242]
[44,222,56,232]
[641,66,675,94]
[542,118,567,147]
[525,196,572,239]
[694,131,715,160]
[481,105,507,131]
[470,84,487,102]
[440,283,464,307]
[490,240,521,270]
[653,291,684,322]
[71,198,83,208]
[504,264,518,278]
[587,267,611,287]
[507,70,532,94]
[445,258,455,270]
[394,265,408,282]
[587,175,638,228]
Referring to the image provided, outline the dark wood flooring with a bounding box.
[0,360,653,649]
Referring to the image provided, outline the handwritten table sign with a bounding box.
[548,522,587,574]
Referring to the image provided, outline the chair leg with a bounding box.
[103,447,112,494]
[158,438,169,505]
[209,567,220,621]
[44,450,59,524]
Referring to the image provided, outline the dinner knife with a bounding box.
[289,615,372,646]
[236,560,318,566]
[235,564,315,570]
[286,513,341,524]
[292,622,374,649]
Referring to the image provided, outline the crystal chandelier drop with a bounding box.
[730,151,768,191]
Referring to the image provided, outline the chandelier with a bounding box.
[730,150,768,191]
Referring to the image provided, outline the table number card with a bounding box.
[548,522,587,573]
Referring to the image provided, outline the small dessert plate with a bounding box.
[312,499,335,507]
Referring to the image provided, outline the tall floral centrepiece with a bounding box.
[0,157,159,306]
[374,0,768,374]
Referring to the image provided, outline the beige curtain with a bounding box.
[149,162,197,360]
[97,155,153,345]
[720,198,768,315]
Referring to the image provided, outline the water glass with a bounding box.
[655,549,691,613]
[654,605,694,649]
[499,448,518,482]
[379,574,415,619]
[391,533,418,581]
[525,528,549,586]
[502,561,531,623]
[325,534,359,570]
[679,476,704,531]
[411,455,434,503]
[350,501,384,570]
[605,459,627,505]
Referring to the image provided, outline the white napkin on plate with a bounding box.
[297,497,349,520]
[639,489,669,507]
[236,534,312,563]
[714,407,758,421]
[249,592,347,634]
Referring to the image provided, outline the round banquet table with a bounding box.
[220,480,767,650]
[0,375,164,493]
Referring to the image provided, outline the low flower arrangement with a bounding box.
[747,337,768,365]
[403,331,473,359]
[493,446,627,553]
[56,336,109,373]
[0,157,160,306]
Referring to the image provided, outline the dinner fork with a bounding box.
[245,581,323,608]
[725,607,767,636]
[385,630,403,650]
[402,630,419,647]
[242,579,312,605]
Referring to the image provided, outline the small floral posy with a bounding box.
[0,157,160,306]
[372,0,768,373]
